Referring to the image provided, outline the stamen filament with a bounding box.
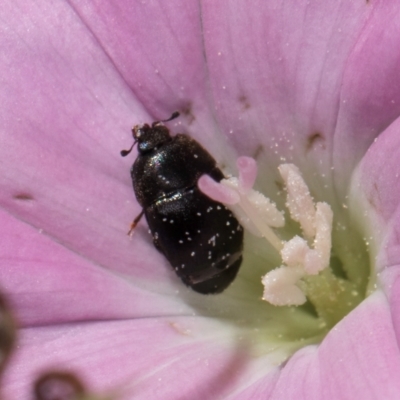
[239,196,284,251]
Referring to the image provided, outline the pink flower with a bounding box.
[1,0,400,398]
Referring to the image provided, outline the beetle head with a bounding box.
[121,112,180,157]
[133,123,171,154]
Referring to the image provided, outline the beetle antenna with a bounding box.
[162,111,180,122]
[120,141,137,157]
[153,111,180,127]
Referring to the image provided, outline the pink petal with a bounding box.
[2,317,278,400]
[0,0,205,317]
[351,116,400,221]
[333,2,400,198]
[5,291,399,399]
[230,291,400,399]
[26,0,400,199]
[201,0,400,200]
[2,1,400,398]
[380,268,400,348]
[346,114,400,375]
[352,116,400,269]
[64,0,228,157]
[0,1,146,275]
[0,208,193,327]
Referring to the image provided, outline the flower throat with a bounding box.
[199,157,367,329]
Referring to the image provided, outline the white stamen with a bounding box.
[223,178,285,229]
[222,177,284,250]
[199,157,284,251]
[262,266,306,306]
[278,164,316,240]
[262,166,333,305]
[198,157,334,307]
[281,236,310,268]
[312,202,333,271]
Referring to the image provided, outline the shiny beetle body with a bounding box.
[122,113,243,294]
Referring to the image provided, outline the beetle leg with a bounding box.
[128,209,145,235]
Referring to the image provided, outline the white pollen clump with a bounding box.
[280,236,310,268]
[261,266,306,306]
[198,157,334,307]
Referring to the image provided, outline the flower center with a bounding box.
[199,157,369,332]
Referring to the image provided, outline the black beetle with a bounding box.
[121,112,243,294]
